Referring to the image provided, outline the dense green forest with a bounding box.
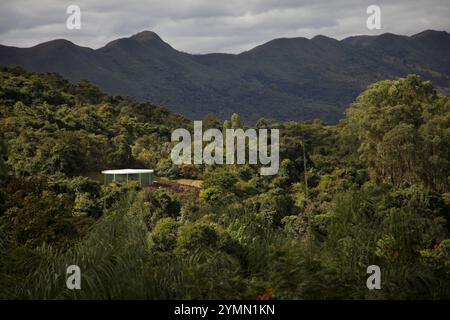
[0,66,449,299]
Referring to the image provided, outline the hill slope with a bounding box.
[1,30,449,123]
[0,66,189,177]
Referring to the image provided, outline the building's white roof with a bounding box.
[101,169,154,174]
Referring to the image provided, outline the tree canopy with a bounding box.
[0,67,449,299]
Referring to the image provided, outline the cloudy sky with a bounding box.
[0,0,449,53]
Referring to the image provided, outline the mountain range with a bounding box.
[1,30,449,123]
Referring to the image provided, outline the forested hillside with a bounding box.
[0,67,449,299]
[0,66,189,178]
[1,30,449,123]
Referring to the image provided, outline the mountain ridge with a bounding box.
[3,29,446,54]
[1,30,449,123]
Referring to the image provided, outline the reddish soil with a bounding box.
[144,181,200,196]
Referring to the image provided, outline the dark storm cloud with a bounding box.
[0,0,449,53]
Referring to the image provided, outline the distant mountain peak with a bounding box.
[0,29,449,124]
[130,30,163,42]
[412,29,450,39]
[311,35,334,41]
[29,39,94,54]
[101,30,173,52]
[33,39,77,49]
[311,35,340,44]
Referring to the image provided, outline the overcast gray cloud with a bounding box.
[0,0,449,53]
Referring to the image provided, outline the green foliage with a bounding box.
[346,75,450,191]
[11,194,148,299]
[0,176,93,249]
[1,70,449,299]
[142,188,181,227]
[0,66,189,178]
[256,188,294,225]
[176,222,219,251]
[149,217,180,252]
